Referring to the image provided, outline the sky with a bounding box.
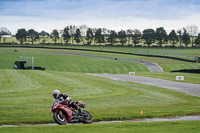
[0,0,200,34]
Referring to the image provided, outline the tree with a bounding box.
[118,30,127,46]
[108,30,118,45]
[168,30,178,47]
[86,28,94,45]
[132,29,141,45]
[62,27,71,45]
[39,31,49,44]
[74,28,81,44]
[59,30,64,44]
[155,27,167,47]
[0,27,11,44]
[142,29,155,47]
[182,28,191,47]
[126,29,133,46]
[27,29,39,44]
[186,25,198,47]
[95,28,104,45]
[195,33,200,47]
[177,29,183,47]
[69,25,76,44]
[16,28,27,45]
[51,29,59,44]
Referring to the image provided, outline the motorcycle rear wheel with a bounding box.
[53,111,68,125]
[81,110,93,124]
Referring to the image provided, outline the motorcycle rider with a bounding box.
[52,89,82,115]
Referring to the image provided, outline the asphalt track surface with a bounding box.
[90,74,200,97]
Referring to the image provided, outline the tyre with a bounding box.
[81,110,93,124]
[53,111,68,125]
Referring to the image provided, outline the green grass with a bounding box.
[0,48,149,73]
[12,45,199,60]
[0,70,200,124]
[65,46,200,60]
[2,41,200,60]
[0,47,200,125]
[1,47,200,72]
[79,50,200,72]
[1,121,200,133]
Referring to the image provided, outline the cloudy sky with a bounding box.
[0,0,200,34]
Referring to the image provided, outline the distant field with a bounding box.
[1,121,200,133]
[65,46,200,61]
[0,47,200,72]
[0,48,149,73]
[2,38,200,61]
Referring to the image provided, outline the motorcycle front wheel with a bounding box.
[53,111,68,125]
[81,110,93,124]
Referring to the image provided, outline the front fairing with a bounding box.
[51,99,59,112]
[51,99,74,123]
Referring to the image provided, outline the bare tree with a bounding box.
[186,25,198,47]
[59,30,64,44]
[0,27,11,44]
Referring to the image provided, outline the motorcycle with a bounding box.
[51,99,93,125]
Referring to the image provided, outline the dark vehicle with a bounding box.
[51,100,93,125]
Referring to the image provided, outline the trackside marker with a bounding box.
[176,76,184,80]
[140,110,143,115]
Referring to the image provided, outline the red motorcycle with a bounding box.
[51,100,93,125]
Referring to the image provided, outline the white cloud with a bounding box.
[1,0,200,34]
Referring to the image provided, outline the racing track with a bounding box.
[90,74,200,97]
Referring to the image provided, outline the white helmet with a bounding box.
[52,89,60,99]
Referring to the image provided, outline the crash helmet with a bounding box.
[52,89,60,99]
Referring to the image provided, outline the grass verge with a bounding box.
[1,121,200,133]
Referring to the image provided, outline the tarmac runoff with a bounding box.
[1,115,200,127]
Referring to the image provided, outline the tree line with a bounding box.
[0,25,200,47]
